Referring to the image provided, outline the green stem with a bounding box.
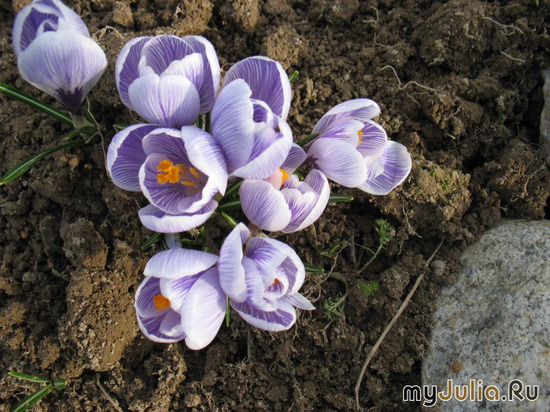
[0,82,72,126]
[223,179,243,200]
[295,133,319,147]
[217,199,242,212]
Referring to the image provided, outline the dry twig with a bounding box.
[354,239,444,410]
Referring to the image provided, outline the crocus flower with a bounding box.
[240,144,330,233]
[307,99,412,195]
[12,0,107,110]
[106,124,227,233]
[135,247,226,349]
[211,56,293,180]
[218,223,315,331]
[115,35,220,127]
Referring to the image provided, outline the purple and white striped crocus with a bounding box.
[106,124,227,233]
[240,144,330,233]
[12,0,107,110]
[115,35,220,127]
[211,56,293,180]
[135,247,226,349]
[307,99,412,195]
[218,224,315,331]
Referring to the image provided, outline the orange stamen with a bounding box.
[357,129,364,145]
[273,278,281,285]
[157,160,193,185]
[153,294,171,311]
[280,169,289,185]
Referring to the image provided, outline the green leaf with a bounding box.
[52,378,67,390]
[8,372,50,383]
[142,232,162,250]
[217,200,242,212]
[225,297,231,327]
[0,82,72,126]
[328,194,354,204]
[11,383,55,412]
[113,124,128,132]
[295,133,319,146]
[0,139,87,185]
[223,179,243,200]
[304,263,324,273]
[288,71,299,83]
[221,212,238,228]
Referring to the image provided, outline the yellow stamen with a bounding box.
[156,160,189,184]
[181,180,198,187]
[153,294,171,311]
[280,169,289,185]
[273,278,281,286]
[189,167,200,180]
[357,129,364,145]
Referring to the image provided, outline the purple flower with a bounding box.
[135,247,226,349]
[12,0,107,110]
[218,224,315,331]
[211,56,293,180]
[307,99,412,195]
[240,144,330,233]
[115,35,220,127]
[106,124,227,233]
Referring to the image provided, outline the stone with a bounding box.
[422,220,550,411]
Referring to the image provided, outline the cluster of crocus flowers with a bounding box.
[12,0,107,111]
[9,0,411,350]
[106,33,412,349]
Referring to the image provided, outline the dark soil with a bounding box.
[1,0,549,411]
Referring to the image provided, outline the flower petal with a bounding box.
[307,138,368,187]
[144,247,218,279]
[223,56,292,119]
[281,144,307,173]
[211,79,255,172]
[231,299,297,331]
[358,141,412,195]
[159,273,202,311]
[137,313,185,343]
[231,119,293,180]
[180,268,226,350]
[183,35,220,113]
[141,128,186,159]
[240,180,292,232]
[128,73,200,127]
[313,99,381,135]
[13,0,91,57]
[138,201,217,233]
[181,126,228,197]
[357,120,388,159]
[282,169,330,233]
[285,293,315,310]
[158,309,185,337]
[218,223,250,302]
[106,124,159,191]
[115,36,150,108]
[17,31,107,109]
[245,237,294,278]
[135,276,166,319]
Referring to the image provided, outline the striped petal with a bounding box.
[17,31,107,109]
[358,141,412,195]
[313,99,381,135]
[115,36,150,108]
[223,56,292,119]
[231,299,297,332]
[106,124,159,191]
[144,248,218,279]
[307,138,367,187]
[128,73,200,127]
[211,79,255,172]
[240,179,292,232]
[138,201,217,233]
[180,268,226,350]
[218,223,250,302]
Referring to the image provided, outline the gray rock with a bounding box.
[422,220,550,412]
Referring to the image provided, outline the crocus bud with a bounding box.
[12,0,107,110]
[115,35,220,127]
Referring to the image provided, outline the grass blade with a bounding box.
[304,264,324,273]
[217,200,242,212]
[328,194,354,204]
[0,82,72,126]
[11,384,54,412]
[0,139,87,185]
[8,372,50,383]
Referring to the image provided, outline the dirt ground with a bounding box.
[0,0,549,411]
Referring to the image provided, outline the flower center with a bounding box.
[357,129,364,145]
[157,159,199,187]
[153,294,171,311]
[280,169,289,185]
